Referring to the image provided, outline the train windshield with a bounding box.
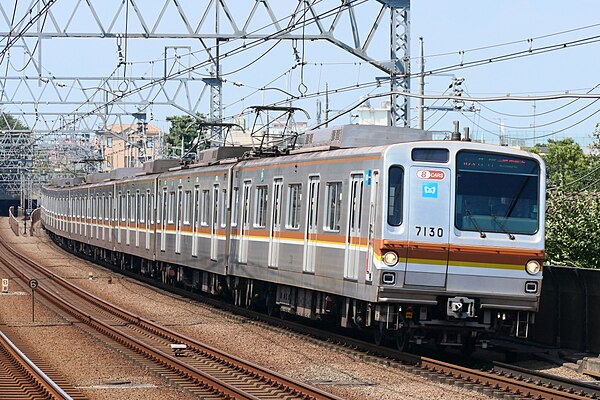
[455,151,540,235]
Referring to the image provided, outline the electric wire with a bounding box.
[0,0,57,62]
[470,96,600,130]
[470,82,600,118]
[9,10,48,73]
[48,0,367,134]
[409,22,600,61]
[419,33,600,78]
[1,1,18,103]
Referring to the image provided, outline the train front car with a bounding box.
[377,141,545,351]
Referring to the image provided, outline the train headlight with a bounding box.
[525,260,541,275]
[383,251,398,266]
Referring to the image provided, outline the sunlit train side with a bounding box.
[41,126,545,350]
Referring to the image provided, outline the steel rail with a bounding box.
[0,330,73,400]
[419,356,596,400]
[492,361,600,398]
[0,238,342,400]
[47,234,599,400]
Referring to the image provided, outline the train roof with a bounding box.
[42,124,542,191]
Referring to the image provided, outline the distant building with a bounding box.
[96,123,162,171]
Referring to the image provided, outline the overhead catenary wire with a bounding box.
[470,82,600,119]
[407,22,600,62]
[48,0,368,134]
[32,1,600,144]
[417,33,600,78]
[0,0,58,64]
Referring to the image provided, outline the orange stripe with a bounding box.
[379,239,543,265]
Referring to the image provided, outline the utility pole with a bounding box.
[532,101,536,146]
[325,83,329,128]
[417,37,425,130]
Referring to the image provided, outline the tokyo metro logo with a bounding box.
[422,182,438,198]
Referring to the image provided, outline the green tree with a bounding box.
[545,191,600,268]
[532,137,600,268]
[531,138,593,189]
[164,113,208,157]
[0,110,29,131]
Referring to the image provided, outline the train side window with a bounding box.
[157,188,165,223]
[254,185,268,228]
[148,192,154,224]
[129,192,135,222]
[231,187,239,227]
[118,192,124,221]
[324,181,343,232]
[387,166,404,226]
[286,183,302,229]
[220,188,227,227]
[168,191,175,223]
[183,190,191,225]
[140,193,146,223]
[412,148,449,163]
[193,186,200,227]
[201,190,210,226]
[135,191,140,222]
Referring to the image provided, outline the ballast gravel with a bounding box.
[0,218,587,399]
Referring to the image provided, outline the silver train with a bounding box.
[41,125,546,350]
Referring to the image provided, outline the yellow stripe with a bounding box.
[448,260,523,270]
[407,258,447,266]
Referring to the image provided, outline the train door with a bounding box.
[176,187,182,254]
[108,192,113,243]
[90,195,95,239]
[117,192,123,243]
[192,186,199,257]
[268,178,283,268]
[126,191,132,246]
[145,189,151,250]
[405,166,451,287]
[366,171,379,282]
[101,195,106,241]
[160,187,167,252]
[135,191,140,247]
[344,173,364,281]
[238,181,251,263]
[303,176,320,273]
[211,184,219,260]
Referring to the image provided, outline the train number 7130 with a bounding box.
[415,226,444,238]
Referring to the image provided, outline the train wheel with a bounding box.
[395,329,411,352]
[461,335,476,356]
[265,293,277,317]
[373,322,387,346]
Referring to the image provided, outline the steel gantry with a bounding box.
[0,0,411,203]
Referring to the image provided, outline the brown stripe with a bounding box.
[378,239,544,265]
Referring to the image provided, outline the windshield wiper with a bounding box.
[465,209,486,238]
[490,212,515,240]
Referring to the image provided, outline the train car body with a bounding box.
[41,125,545,350]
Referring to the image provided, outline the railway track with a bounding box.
[0,328,75,400]
[491,361,600,399]
[30,235,600,400]
[0,240,342,399]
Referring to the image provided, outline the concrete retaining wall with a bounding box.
[532,266,600,352]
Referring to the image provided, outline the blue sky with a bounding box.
[2,0,599,149]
